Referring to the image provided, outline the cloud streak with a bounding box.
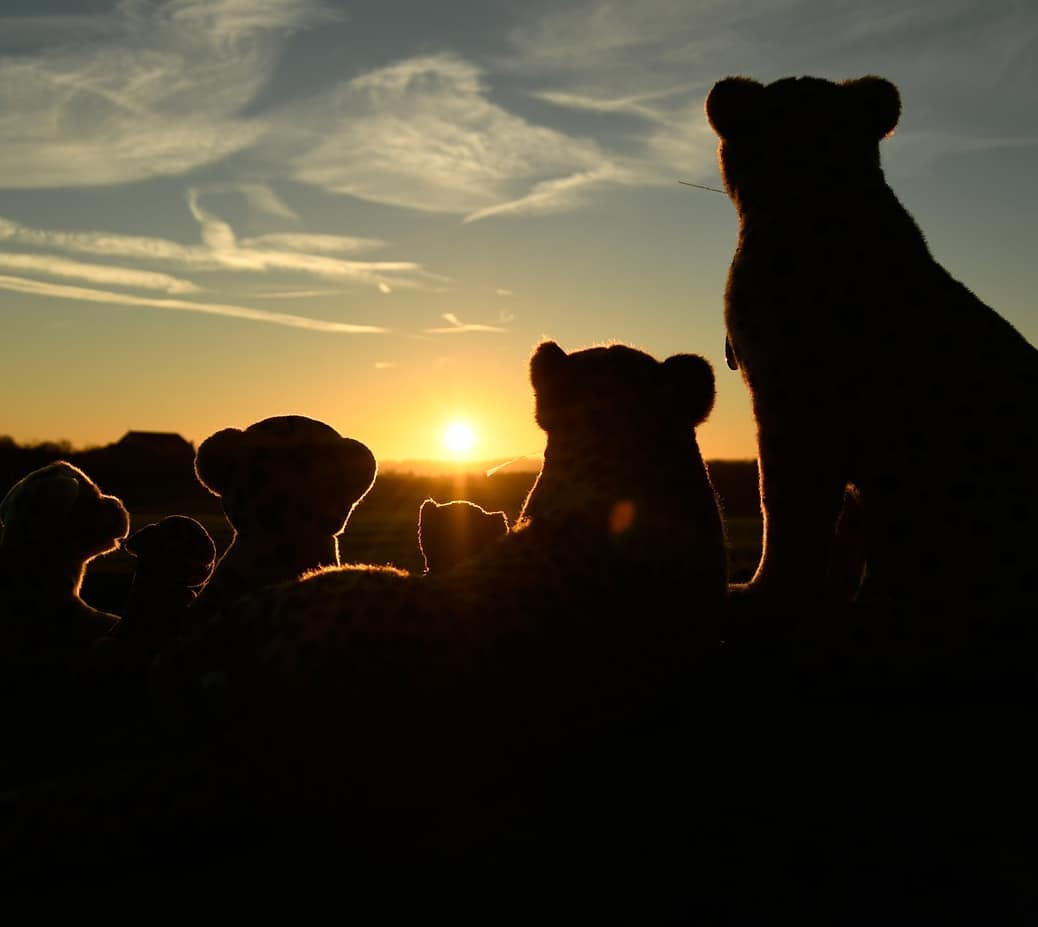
[463,166,623,222]
[0,194,442,293]
[240,232,387,254]
[0,273,386,333]
[0,253,199,294]
[424,312,510,334]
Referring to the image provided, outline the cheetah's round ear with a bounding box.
[531,341,570,428]
[705,77,764,139]
[530,340,569,391]
[662,353,715,427]
[330,438,378,506]
[194,427,243,498]
[843,76,900,139]
[418,498,441,521]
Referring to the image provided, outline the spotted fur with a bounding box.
[706,75,1038,677]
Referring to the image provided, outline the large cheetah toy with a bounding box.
[705,75,1038,677]
[0,461,129,658]
[188,415,377,623]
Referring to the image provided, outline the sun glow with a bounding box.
[442,420,477,458]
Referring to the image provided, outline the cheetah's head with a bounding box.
[0,461,130,564]
[194,415,377,539]
[522,341,715,525]
[122,515,217,588]
[705,75,900,209]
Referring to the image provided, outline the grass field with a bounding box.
[80,467,764,612]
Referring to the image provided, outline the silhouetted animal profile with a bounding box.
[188,415,376,623]
[114,515,216,651]
[0,461,129,657]
[417,498,508,573]
[705,75,1038,677]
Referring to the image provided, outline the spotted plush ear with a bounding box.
[194,427,243,498]
[531,341,571,428]
[0,468,81,539]
[705,76,765,139]
[843,76,900,139]
[661,353,715,426]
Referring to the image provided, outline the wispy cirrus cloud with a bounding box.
[250,288,343,299]
[194,182,302,221]
[0,190,443,293]
[424,312,512,334]
[0,273,386,333]
[0,253,199,294]
[239,233,387,254]
[499,0,1038,196]
[0,0,342,189]
[531,85,692,121]
[463,166,625,223]
[289,53,609,215]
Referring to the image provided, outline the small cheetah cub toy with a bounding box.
[113,515,217,652]
[418,499,509,573]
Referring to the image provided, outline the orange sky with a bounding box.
[2,2,1035,465]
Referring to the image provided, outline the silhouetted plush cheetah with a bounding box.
[417,498,509,573]
[114,515,217,651]
[0,461,129,657]
[706,75,1038,677]
[188,415,377,623]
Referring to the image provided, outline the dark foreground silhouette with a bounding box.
[1,351,1033,923]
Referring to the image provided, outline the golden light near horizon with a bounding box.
[442,420,477,459]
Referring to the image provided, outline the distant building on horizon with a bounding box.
[115,430,195,457]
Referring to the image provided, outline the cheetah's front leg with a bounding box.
[741,383,850,611]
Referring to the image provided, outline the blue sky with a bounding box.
[1,0,1035,462]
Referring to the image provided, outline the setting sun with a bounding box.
[442,420,477,458]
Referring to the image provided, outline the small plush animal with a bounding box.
[113,515,217,652]
[417,499,509,573]
[188,416,377,623]
[705,75,1038,675]
[0,461,129,659]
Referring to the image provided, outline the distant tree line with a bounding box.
[0,435,761,519]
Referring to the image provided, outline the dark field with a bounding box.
[78,461,764,612]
